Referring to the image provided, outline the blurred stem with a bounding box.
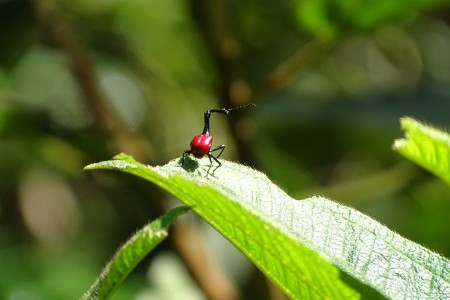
[32,0,114,132]
[172,226,240,300]
[190,0,255,167]
[190,0,244,103]
[31,1,238,299]
[31,0,150,161]
[257,39,333,96]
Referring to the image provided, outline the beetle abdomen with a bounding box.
[190,134,213,158]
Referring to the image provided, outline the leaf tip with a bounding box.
[113,153,135,161]
[392,138,408,151]
[83,154,140,172]
[84,163,100,171]
[401,116,422,130]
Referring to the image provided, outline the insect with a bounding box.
[182,103,255,174]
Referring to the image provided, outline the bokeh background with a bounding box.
[1,0,450,299]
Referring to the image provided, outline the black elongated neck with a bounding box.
[202,110,212,134]
[202,108,229,134]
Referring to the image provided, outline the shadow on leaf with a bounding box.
[178,156,199,172]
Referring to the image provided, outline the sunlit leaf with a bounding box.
[296,0,449,39]
[393,117,450,186]
[86,153,450,299]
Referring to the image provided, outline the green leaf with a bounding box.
[86,153,450,299]
[296,0,450,39]
[393,117,450,186]
[80,205,190,300]
[338,0,449,30]
[296,1,339,41]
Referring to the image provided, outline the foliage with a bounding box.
[80,206,190,300]
[394,117,450,186]
[1,0,450,298]
[296,0,450,39]
[85,153,450,299]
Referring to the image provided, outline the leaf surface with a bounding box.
[86,154,450,299]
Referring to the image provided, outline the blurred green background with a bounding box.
[1,0,450,299]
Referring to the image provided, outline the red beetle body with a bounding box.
[190,134,213,158]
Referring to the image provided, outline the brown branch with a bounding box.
[172,226,240,300]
